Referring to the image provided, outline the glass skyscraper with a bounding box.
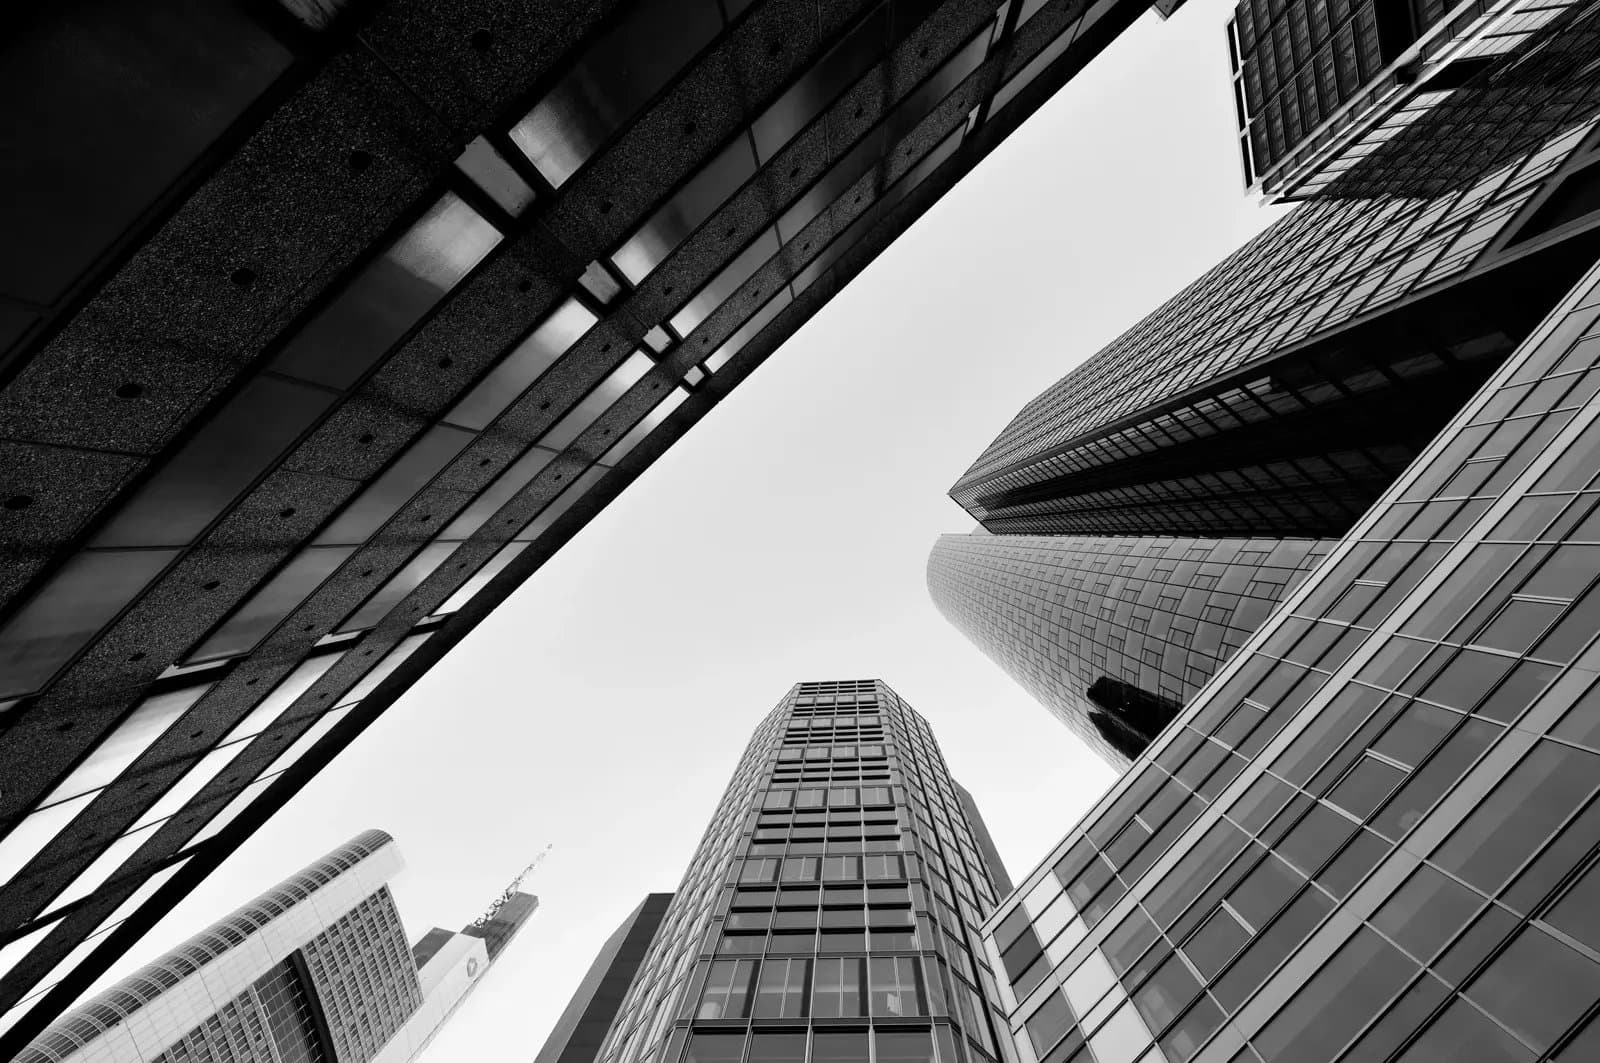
[583,680,1014,1063]
[976,249,1600,1063]
[0,0,1178,1039]
[5,830,536,1062]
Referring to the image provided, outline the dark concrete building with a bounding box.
[585,680,1014,1063]
[0,0,1184,1043]
[536,893,674,1063]
[929,535,1334,767]
[979,250,1600,1063]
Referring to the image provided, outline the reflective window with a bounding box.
[313,425,474,545]
[1026,990,1075,1054]
[685,1032,747,1063]
[1090,1004,1153,1063]
[43,821,160,914]
[455,135,535,216]
[869,956,924,1016]
[539,351,655,450]
[514,466,608,542]
[1252,928,1413,1063]
[698,958,758,1019]
[705,291,793,373]
[127,738,254,833]
[812,1031,869,1063]
[0,548,178,697]
[218,653,343,746]
[91,377,336,548]
[754,957,810,1018]
[1464,926,1600,1053]
[272,193,501,388]
[341,633,432,703]
[187,773,278,847]
[446,298,598,429]
[189,546,356,661]
[750,7,889,160]
[259,703,357,779]
[508,0,722,186]
[669,228,780,337]
[873,1030,934,1063]
[749,1032,807,1063]
[813,956,867,1017]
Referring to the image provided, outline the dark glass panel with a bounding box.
[874,1030,934,1063]
[435,541,527,615]
[812,1032,869,1063]
[1253,928,1414,1063]
[189,546,356,661]
[272,194,501,388]
[0,548,178,697]
[1464,927,1600,1054]
[686,1033,747,1063]
[1160,996,1224,1063]
[751,6,891,159]
[1370,702,1459,768]
[313,426,474,545]
[1433,741,1600,895]
[1371,717,1501,841]
[93,378,336,548]
[513,466,609,543]
[1025,991,1075,1054]
[1327,756,1407,820]
[1132,952,1201,1032]
[704,292,792,374]
[1338,971,1451,1063]
[539,352,655,450]
[1104,907,1160,977]
[1401,998,1535,1063]
[669,228,781,337]
[1212,888,1332,1010]
[1183,906,1250,980]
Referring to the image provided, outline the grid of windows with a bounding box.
[951,113,1600,529]
[593,681,1010,1063]
[928,536,1333,767]
[979,254,1600,1063]
[297,887,422,1062]
[0,3,1160,1043]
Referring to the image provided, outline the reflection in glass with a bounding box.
[540,352,655,450]
[272,194,501,388]
[260,704,357,779]
[127,740,253,834]
[313,425,474,545]
[37,683,215,810]
[613,138,757,283]
[440,447,558,540]
[0,548,178,698]
[455,135,535,216]
[446,297,597,429]
[187,774,278,848]
[337,542,459,632]
[508,0,721,186]
[92,378,336,549]
[436,542,530,615]
[669,229,781,337]
[343,633,432,703]
[189,546,356,661]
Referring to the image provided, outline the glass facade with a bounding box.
[0,2,1159,1043]
[591,681,1013,1063]
[979,256,1600,1063]
[928,536,1334,767]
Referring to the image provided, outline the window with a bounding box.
[699,960,758,1019]
[1253,928,1414,1063]
[446,298,597,429]
[754,958,810,1018]
[874,1030,934,1063]
[747,1032,806,1063]
[685,1033,747,1063]
[813,957,867,1017]
[1464,926,1600,1054]
[869,957,925,1016]
[811,1032,869,1063]
[1025,991,1075,1055]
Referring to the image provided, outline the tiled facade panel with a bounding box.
[0,1,1160,1040]
[978,256,1600,1063]
[950,111,1600,528]
[592,681,1013,1063]
[928,536,1332,768]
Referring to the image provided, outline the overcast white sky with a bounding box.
[77,0,1288,1058]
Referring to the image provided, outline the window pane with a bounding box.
[685,1032,746,1063]
[754,957,810,1018]
[342,633,431,703]
[704,290,793,373]
[513,465,608,542]
[313,426,474,545]
[1091,1004,1153,1063]
[43,821,159,913]
[0,916,66,984]
[0,792,96,887]
[1183,906,1250,980]
[259,704,355,779]
[1401,998,1535,1062]
[439,447,557,540]
[436,542,528,615]
[1327,756,1407,820]
[813,957,866,1017]
[272,194,501,388]
[1134,952,1201,1033]
[748,1032,806,1063]
[698,959,758,1019]
[190,545,356,661]
[812,1031,869,1063]
[128,737,254,833]
[1063,952,1117,1016]
[613,138,757,283]
[1253,928,1414,1063]
[1026,991,1076,1054]
[1547,858,1600,952]
[669,228,780,337]
[217,653,342,746]
[0,548,178,697]
[874,1030,934,1063]
[1371,864,1483,965]
[869,956,924,1016]
[91,377,335,548]
[1433,742,1600,894]
[600,386,690,466]
[1464,927,1600,1053]
[446,297,597,429]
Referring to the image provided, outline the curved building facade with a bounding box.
[928,535,1332,767]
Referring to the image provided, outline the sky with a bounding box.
[73,0,1287,1057]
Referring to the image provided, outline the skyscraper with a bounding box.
[974,251,1600,1063]
[1228,0,1589,198]
[0,0,1177,1037]
[934,2,1600,763]
[929,536,1334,766]
[583,680,1014,1063]
[4,830,536,1062]
[537,894,675,1063]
